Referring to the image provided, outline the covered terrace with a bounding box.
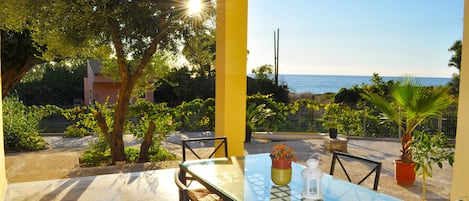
[0,0,469,200]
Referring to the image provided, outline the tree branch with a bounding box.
[94,111,112,142]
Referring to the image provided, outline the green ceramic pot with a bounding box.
[271,167,292,185]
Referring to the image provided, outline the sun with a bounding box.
[187,0,203,16]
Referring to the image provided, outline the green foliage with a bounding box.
[183,28,216,78]
[149,145,178,162]
[412,131,454,177]
[248,65,290,103]
[154,67,215,107]
[14,63,86,106]
[252,64,274,81]
[79,137,111,167]
[76,100,178,165]
[282,99,321,132]
[3,96,59,151]
[448,40,462,71]
[334,86,363,105]
[411,131,454,199]
[129,100,178,140]
[125,147,140,163]
[62,100,116,136]
[175,98,214,131]
[246,103,276,132]
[336,104,363,135]
[2,0,209,163]
[448,40,461,95]
[321,103,340,129]
[64,125,87,138]
[362,78,453,162]
[247,93,294,131]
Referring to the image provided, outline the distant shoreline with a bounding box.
[272,74,451,94]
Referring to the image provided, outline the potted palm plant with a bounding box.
[361,78,452,186]
[245,103,275,143]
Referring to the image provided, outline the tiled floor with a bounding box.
[5,169,179,201]
[5,137,453,201]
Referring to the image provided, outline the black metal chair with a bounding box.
[181,136,228,191]
[174,169,222,201]
[329,151,382,191]
[182,136,228,161]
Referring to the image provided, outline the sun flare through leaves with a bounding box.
[187,0,203,16]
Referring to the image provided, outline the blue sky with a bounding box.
[247,0,464,78]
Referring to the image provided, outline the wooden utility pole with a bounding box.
[274,28,279,86]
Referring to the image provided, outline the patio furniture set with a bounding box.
[173,136,400,201]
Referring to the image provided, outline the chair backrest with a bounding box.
[329,151,382,191]
[182,136,228,161]
[174,168,222,201]
[174,169,190,201]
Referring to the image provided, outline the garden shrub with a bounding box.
[125,147,140,163]
[149,145,177,162]
[3,96,59,151]
[64,125,87,137]
[79,138,111,166]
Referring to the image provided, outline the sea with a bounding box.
[254,74,452,94]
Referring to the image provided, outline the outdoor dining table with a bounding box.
[179,153,401,201]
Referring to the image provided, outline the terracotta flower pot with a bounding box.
[272,159,292,169]
[395,159,416,186]
[271,159,292,185]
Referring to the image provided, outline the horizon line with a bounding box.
[247,73,454,79]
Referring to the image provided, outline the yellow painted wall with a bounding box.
[215,0,248,156]
[0,32,6,199]
[451,1,469,199]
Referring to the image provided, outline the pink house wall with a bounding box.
[84,60,154,106]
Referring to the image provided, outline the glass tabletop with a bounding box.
[179,153,401,201]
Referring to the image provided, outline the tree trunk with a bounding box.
[105,14,164,164]
[400,132,413,163]
[139,121,156,162]
[110,79,134,163]
[1,30,42,98]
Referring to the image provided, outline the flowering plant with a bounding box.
[270,143,297,162]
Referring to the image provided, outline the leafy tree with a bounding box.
[0,30,42,98]
[248,65,289,103]
[334,86,362,105]
[448,40,462,95]
[336,104,363,135]
[175,98,215,131]
[252,64,274,81]
[448,40,462,71]
[13,64,86,106]
[1,0,212,163]
[128,101,178,162]
[183,28,216,78]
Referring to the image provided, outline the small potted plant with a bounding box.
[411,131,454,200]
[270,143,297,185]
[322,103,340,138]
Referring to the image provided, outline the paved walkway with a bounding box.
[4,133,453,200]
